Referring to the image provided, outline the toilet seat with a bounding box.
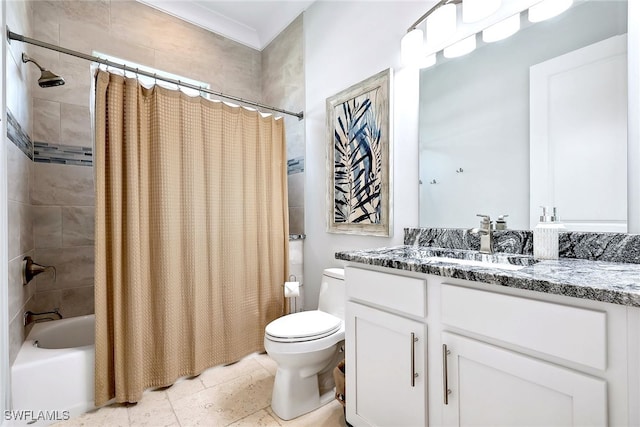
[265,311,342,343]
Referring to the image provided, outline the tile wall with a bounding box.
[262,15,305,236]
[29,162,95,317]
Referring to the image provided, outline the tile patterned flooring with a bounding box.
[52,353,347,427]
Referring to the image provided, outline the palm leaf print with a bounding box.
[333,88,383,224]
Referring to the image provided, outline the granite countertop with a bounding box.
[335,245,640,308]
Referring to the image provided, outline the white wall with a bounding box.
[303,1,427,309]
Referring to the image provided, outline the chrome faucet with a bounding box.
[470,214,494,254]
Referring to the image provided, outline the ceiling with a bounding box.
[137,0,316,51]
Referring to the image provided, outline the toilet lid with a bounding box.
[265,310,342,342]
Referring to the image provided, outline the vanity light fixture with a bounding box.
[401,0,461,67]
[482,13,521,43]
[463,0,501,23]
[402,0,546,67]
[528,0,573,23]
[444,34,476,58]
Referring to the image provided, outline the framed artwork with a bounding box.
[326,68,392,236]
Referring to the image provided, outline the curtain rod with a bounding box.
[6,29,304,120]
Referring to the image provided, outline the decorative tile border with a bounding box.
[6,109,33,160]
[287,156,304,175]
[6,109,92,167]
[34,142,93,167]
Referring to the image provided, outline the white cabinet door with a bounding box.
[346,302,427,427]
[441,332,607,427]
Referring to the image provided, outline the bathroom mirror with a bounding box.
[418,0,628,231]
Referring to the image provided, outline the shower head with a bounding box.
[38,69,66,88]
[21,53,65,88]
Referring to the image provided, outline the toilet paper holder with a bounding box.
[282,275,304,293]
[282,275,303,287]
[283,275,303,313]
[280,274,304,288]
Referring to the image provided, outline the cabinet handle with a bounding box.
[411,333,419,387]
[443,344,451,405]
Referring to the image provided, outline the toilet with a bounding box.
[264,268,345,420]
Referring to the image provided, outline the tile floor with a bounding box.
[52,353,347,427]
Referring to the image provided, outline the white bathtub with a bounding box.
[10,315,95,426]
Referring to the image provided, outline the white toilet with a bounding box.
[264,268,345,420]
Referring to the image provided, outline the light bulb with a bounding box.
[426,3,457,46]
[528,0,573,23]
[483,13,520,43]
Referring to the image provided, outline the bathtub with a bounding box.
[10,315,95,426]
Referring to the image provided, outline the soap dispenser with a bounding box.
[533,206,565,260]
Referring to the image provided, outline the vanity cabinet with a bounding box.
[345,268,428,427]
[345,265,633,427]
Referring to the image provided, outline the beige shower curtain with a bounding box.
[93,70,289,406]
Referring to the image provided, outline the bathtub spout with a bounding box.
[24,308,63,326]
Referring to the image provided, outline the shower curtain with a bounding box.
[93,70,289,405]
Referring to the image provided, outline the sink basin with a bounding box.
[403,247,538,271]
[424,256,528,271]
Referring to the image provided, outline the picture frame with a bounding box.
[326,68,392,236]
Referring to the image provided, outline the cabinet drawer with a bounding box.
[346,267,426,317]
[441,284,606,370]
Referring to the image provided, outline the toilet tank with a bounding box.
[317,268,345,320]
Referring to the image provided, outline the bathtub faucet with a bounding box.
[24,308,63,326]
[22,256,56,286]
